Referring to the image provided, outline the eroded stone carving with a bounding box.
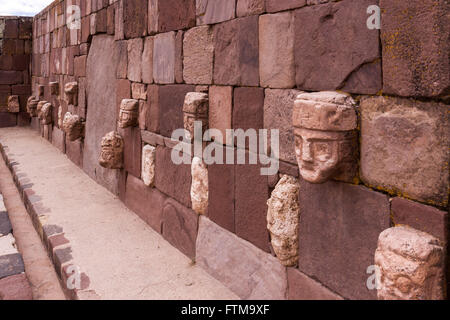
[293,91,358,184]
[37,101,48,120]
[183,92,209,140]
[27,96,39,117]
[7,95,20,113]
[267,175,300,267]
[64,82,78,106]
[40,103,53,125]
[118,99,139,128]
[49,81,59,96]
[191,157,208,215]
[62,112,84,141]
[99,131,124,169]
[142,144,156,187]
[375,226,445,300]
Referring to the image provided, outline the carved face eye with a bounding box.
[313,142,332,162]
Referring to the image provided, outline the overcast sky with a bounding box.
[0,0,55,16]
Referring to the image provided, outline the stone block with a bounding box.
[153,32,176,84]
[298,180,390,300]
[141,37,153,84]
[259,12,295,88]
[391,197,448,243]
[119,126,141,178]
[0,274,32,300]
[123,0,148,39]
[142,144,156,187]
[196,0,236,25]
[127,38,143,83]
[237,0,265,17]
[162,198,198,260]
[380,0,449,97]
[360,96,449,207]
[116,79,131,118]
[0,253,25,279]
[0,113,17,128]
[115,40,128,79]
[213,16,259,86]
[74,55,87,77]
[4,19,19,39]
[294,0,381,93]
[191,157,208,215]
[145,85,159,133]
[52,126,66,154]
[131,83,147,100]
[66,138,83,168]
[287,268,342,300]
[155,146,192,208]
[0,212,12,236]
[196,216,287,299]
[266,0,306,13]
[183,26,214,85]
[209,86,233,145]
[148,0,195,34]
[233,87,264,132]
[125,174,165,233]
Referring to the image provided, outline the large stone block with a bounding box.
[148,0,195,34]
[0,113,17,128]
[123,0,148,39]
[213,16,259,86]
[298,180,390,299]
[287,268,342,300]
[158,84,195,138]
[196,217,287,299]
[0,253,25,279]
[391,197,448,243]
[183,26,214,85]
[127,38,143,83]
[0,273,32,300]
[233,87,264,133]
[237,0,265,17]
[294,0,381,93]
[259,12,295,88]
[155,146,192,208]
[153,32,176,84]
[125,174,165,233]
[360,96,449,207]
[119,126,142,179]
[115,40,128,79]
[84,35,120,195]
[264,89,301,165]
[162,198,198,260]
[196,0,236,25]
[141,37,153,84]
[380,0,449,97]
[209,86,233,144]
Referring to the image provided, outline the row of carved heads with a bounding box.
[35,81,78,103]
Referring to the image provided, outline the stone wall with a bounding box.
[15,0,450,299]
[0,16,32,127]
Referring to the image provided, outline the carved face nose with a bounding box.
[302,141,314,163]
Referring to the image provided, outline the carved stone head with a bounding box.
[37,101,48,119]
[293,92,357,184]
[49,81,59,96]
[7,95,20,113]
[183,92,209,140]
[62,112,84,141]
[64,82,78,106]
[118,99,139,128]
[375,226,445,300]
[27,96,39,117]
[99,131,124,169]
[41,103,53,125]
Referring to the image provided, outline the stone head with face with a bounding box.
[118,99,139,128]
[27,97,39,117]
[99,131,124,169]
[293,92,357,184]
[41,103,53,125]
[183,92,209,140]
[64,82,78,106]
[63,112,84,141]
[7,95,20,113]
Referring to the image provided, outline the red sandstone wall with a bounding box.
[16,0,450,300]
[0,17,32,127]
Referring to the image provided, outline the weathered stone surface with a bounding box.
[125,174,165,233]
[0,212,12,236]
[66,138,83,168]
[287,268,343,300]
[375,226,445,300]
[183,92,209,140]
[266,0,306,13]
[237,0,265,17]
[148,0,196,34]
[115,40,128,79]
[293,92,358,184]
[360,96,449,207]
[209,86,232,145]
[123,0,148,39]
[62,112,84,141]
[84,35,120,195]
[191,157,208,215]
[391,198,448,243]
[294,0,381,92]
[162,198,198,260]
[118,99,139,128]
[235,158,270,253]
[196,0,236,25]
[0,234,18,256]
[233,87,264,132]
[131,83,147,101]
[196,216,287,299]
[127,38,143,83]
[99,131,124,170]
[259,12,295,88]
[141,144,156,187]
[213,16,259,86]
[298,180,390,300]
[183,26,214,85]
[141,37,153,84]
[0,253,25,279]
[40,102,52,125]
[64,82,78,106]
[267,175,300,267]
[51,126,66,154]
[380,0,449,97]
[155,146,192,208]
[7,95,20,113]
[153,32,176,84]
[0,273,32,300]
[264,89,301,165]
